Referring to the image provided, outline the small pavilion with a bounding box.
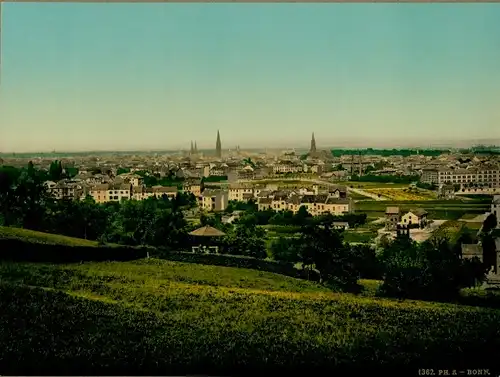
[188,225,226,254]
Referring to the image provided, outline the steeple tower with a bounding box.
[310,132,317,154]
[216,130,222,158]
[190,141,194,155]
[194,141,198,154]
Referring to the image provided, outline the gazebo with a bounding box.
[188,225,226,254]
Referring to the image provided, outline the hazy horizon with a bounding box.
[1,138,498,156]
[1,3,499,153]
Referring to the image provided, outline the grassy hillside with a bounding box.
[0,226,99,247]
[1,259,500,374]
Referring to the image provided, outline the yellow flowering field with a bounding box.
[1,259,499,374]
[365,188,435,201]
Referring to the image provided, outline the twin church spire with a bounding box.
[190,131,316,158]
[190,140,198,155]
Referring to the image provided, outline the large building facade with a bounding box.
[421,167,500,188]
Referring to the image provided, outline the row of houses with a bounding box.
[199,182,353,215]
[257,193,352,216]
[45,178,203,202]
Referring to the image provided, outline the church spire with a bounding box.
[310,132,317,154]
[190,141,194,154]
[194,141,198,154]
[216,130,222,158]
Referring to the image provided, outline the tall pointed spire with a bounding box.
[310,132,317,154]
[216,130,222,158]
[194,141,198,154]
[190,141,194,154]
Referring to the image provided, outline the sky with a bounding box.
[1,4,500,153]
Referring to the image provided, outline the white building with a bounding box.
[437,168,500,187]
[200,190,228,212]
[272,162,303,174]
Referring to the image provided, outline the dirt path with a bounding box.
[461,214,488,223]
[348,187,387,201]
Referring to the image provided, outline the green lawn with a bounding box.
[460,221,483,231]
[343,231,378,243]
[354,200,490,221]
[459,213,483,220]
[1,259,500,374]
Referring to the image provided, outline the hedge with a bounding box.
[151,248,321,282]
[0,238,148,263]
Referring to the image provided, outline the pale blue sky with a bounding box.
[1,4,500,152]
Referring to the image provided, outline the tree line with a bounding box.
[331,149,447,157]
[270,222,491,299]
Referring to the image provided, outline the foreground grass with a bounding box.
[1,259,500,374]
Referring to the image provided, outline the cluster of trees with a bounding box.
[0,161,78,185]
[270,221,489,298]
[0,164,197,250]
[0,163,269,260]
[195,213,267,259]
[416,182,437,190]
[331,148,447,157]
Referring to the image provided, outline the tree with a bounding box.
[350,243,382,279]
[150,208,189,250]
[379,235,487,300]
[483,213,498,233]
[479,213,498,274]
[116,167,130,176]
[223,223,267,259]
[270,236,301,263]
[27,161,35,175]
[11,168,54,230]
[49,160,63,181]
[46,197,108,240]
[364,165,376,174]
[293,205,311,226]
[298,223,359,289]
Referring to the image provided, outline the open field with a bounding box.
[336,181,411,189]
[1,259,500,374]
[365,188,436,201]
[355,199,490,221]
[261,223,383,245]
[251,179,312,187]
[429,221,465,243]
[250,179,412,190]
[343,222,383,243]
